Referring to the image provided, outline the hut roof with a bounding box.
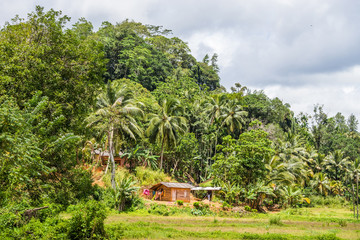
[191,187,221,191]
[92,149,123,157]
[150,182,193,190]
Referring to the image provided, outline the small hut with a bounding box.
[191,187,221,201]
[150,182,193,202]
[93,149,126,166]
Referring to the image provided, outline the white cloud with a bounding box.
[0,0,359,122]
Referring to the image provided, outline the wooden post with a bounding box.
[357,173,359,220]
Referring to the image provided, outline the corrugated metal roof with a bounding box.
[149,182,194,190]
[191,187,221,191]
[161,182,193,188]
[159,182,193,189]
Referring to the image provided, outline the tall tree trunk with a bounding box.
[352,183,356,218]
[104,154,110,175]
[109,128,116,190]
[357,173,359,219]
[160,138,165,170]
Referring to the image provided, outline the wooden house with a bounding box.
[150,182,193,202]
[93,149,127,166]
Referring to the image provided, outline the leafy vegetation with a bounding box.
[1,5,360,239]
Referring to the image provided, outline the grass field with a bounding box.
[102,207,360,239]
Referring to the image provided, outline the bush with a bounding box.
[148,204,171,216]
[222,201,231,210]
[338,219,347,227]
[0,208,22,231]
[176,200,184,206]
[269,216,283,226]
[103,168,132,188]
[67,200,107,239]
[310,195,348,208]
[0,217,68,239]
[191,202,211,216]
[0,203,67,239]
[135,167,171,186]
[47,167,99,207]
[244,205,251,212]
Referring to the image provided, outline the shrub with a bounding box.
[0,208,21,231]
[47,167,98,207]
[269,216,283,226]
[264,199,273,207]
[103,168,132,188]
[191,202,211,216]
[191,208,206,216]
[67,200,107,239]
[148,204,171,216]
[135,167,171,186]
[0,203,67,239]
[310,195,348,208]
[193,202,200,209]
[222,201,231,210]
[338,219,347,227]
[244,205,251,212]
[176,200,184,206]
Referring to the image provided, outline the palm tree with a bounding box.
[204,94,228,125]
[270,137,310,188]
[311,172,330,196]
[347,158,360,219]
[87,81,143,189]
[325,150,351,181]
[279,185,302,208]
[265,155,296,186]
[220,100,248,135]
[146,98,187,170]
[307,150,326,174]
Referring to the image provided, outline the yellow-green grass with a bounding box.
[104,207,360,239]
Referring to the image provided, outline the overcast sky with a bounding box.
[1,0,359,122]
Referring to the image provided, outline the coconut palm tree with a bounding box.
[270,137,310,187]
[311,172,330,196]
[146,98,187,170]
[220,100,248,135]
[307,150,326,174]
[265,155,296,186]
[325,150,351,181]
[87,81,143,189]
[204,94,228,125]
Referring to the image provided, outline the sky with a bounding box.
[1,0,359,122]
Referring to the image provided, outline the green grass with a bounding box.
[102,207,360,239]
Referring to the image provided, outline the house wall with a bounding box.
[151,185,191,202]
[162,186,172,201]
[151,185,172,201]
[98,155,126,166]
[171,188,190,202]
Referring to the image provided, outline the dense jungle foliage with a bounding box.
[0,6,359,239]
